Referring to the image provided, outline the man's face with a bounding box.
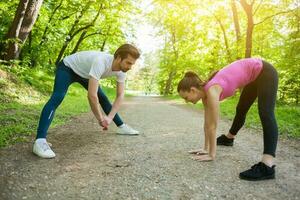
[119,55,136,72]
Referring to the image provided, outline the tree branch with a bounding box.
[253,0,263,16]
[83,31,103,39]
[254,8,299,26]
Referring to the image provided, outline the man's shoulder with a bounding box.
[89,51,113,61]
[76,50,111,56]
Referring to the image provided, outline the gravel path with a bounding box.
[0,96,299,200]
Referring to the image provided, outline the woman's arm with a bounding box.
[193,85,222,161]
[202,99,209,152]
[188,99,210,156]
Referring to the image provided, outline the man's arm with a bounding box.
[88,77,104,123]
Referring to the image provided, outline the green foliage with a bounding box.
[0,0,299,147]
[0,0,139,66]
[148,0,300,103]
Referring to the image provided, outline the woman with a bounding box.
[177,58,278,181]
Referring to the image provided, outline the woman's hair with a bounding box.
[177,71,205,92]
[114,44,140,60]
[177,70,219,92]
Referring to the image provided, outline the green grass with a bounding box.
[165,95,300,138]
[0,64,115,147]
[0,84,115,147]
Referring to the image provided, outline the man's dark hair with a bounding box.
[114,44,140,60]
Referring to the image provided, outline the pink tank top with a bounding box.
[204,58,263,101]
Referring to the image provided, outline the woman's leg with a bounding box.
[256,61,278,165]
[228,81,258,136]
[239,61,278,181]
[36,63,74,139]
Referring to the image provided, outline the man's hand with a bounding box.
[103,116,112,126]
[98,119,108,131]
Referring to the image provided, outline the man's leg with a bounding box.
[34,62,74,158]
[36,63,74,139]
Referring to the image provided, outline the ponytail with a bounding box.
[206,70,219,83]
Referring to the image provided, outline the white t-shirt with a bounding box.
[63,51,126,83]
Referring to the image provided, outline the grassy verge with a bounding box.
[0,64,115,147]
[165,95,300,138]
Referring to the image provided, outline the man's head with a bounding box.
[113,44,140,72]
[114,44,140,60]
[114,44,140,72]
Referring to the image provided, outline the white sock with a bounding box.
[36,138,47,143]
[119,124,125,128]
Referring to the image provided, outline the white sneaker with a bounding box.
[117,124,139,135]
[33,138,56,158]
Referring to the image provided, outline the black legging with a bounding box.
[229,60,278,157]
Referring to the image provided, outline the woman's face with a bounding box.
[179,87,206,104]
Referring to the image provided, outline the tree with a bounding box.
[3,0,43,61]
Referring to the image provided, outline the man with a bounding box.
[33,44,140,158]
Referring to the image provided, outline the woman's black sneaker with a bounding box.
[239,162,275,181]
[217,134,234,146]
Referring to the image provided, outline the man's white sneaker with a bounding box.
[117,124,139,135]
[33,138,56,158]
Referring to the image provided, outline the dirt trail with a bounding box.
[0,96,299,200]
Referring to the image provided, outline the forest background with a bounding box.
[0,0,299,147]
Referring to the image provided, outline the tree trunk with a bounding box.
[18,0,44,42]
[231,0,241,41]
[71,31,103,54]
[100,26,111,51]
[215,16,232,62]
[240,0,254,58]
[55,14,81,64]
[27,31,37,67]
[164,71,176,95]
[71,30,87,54]
[4,0,43,61]
[2,0,29,60]
[101,39,107,51]
[55,4,102,64]
[245,21,254,58]
[163,28,178,95]
[231,0,242,59]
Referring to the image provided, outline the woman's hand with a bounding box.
[188,149,208,155]
[191,154,214,162]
